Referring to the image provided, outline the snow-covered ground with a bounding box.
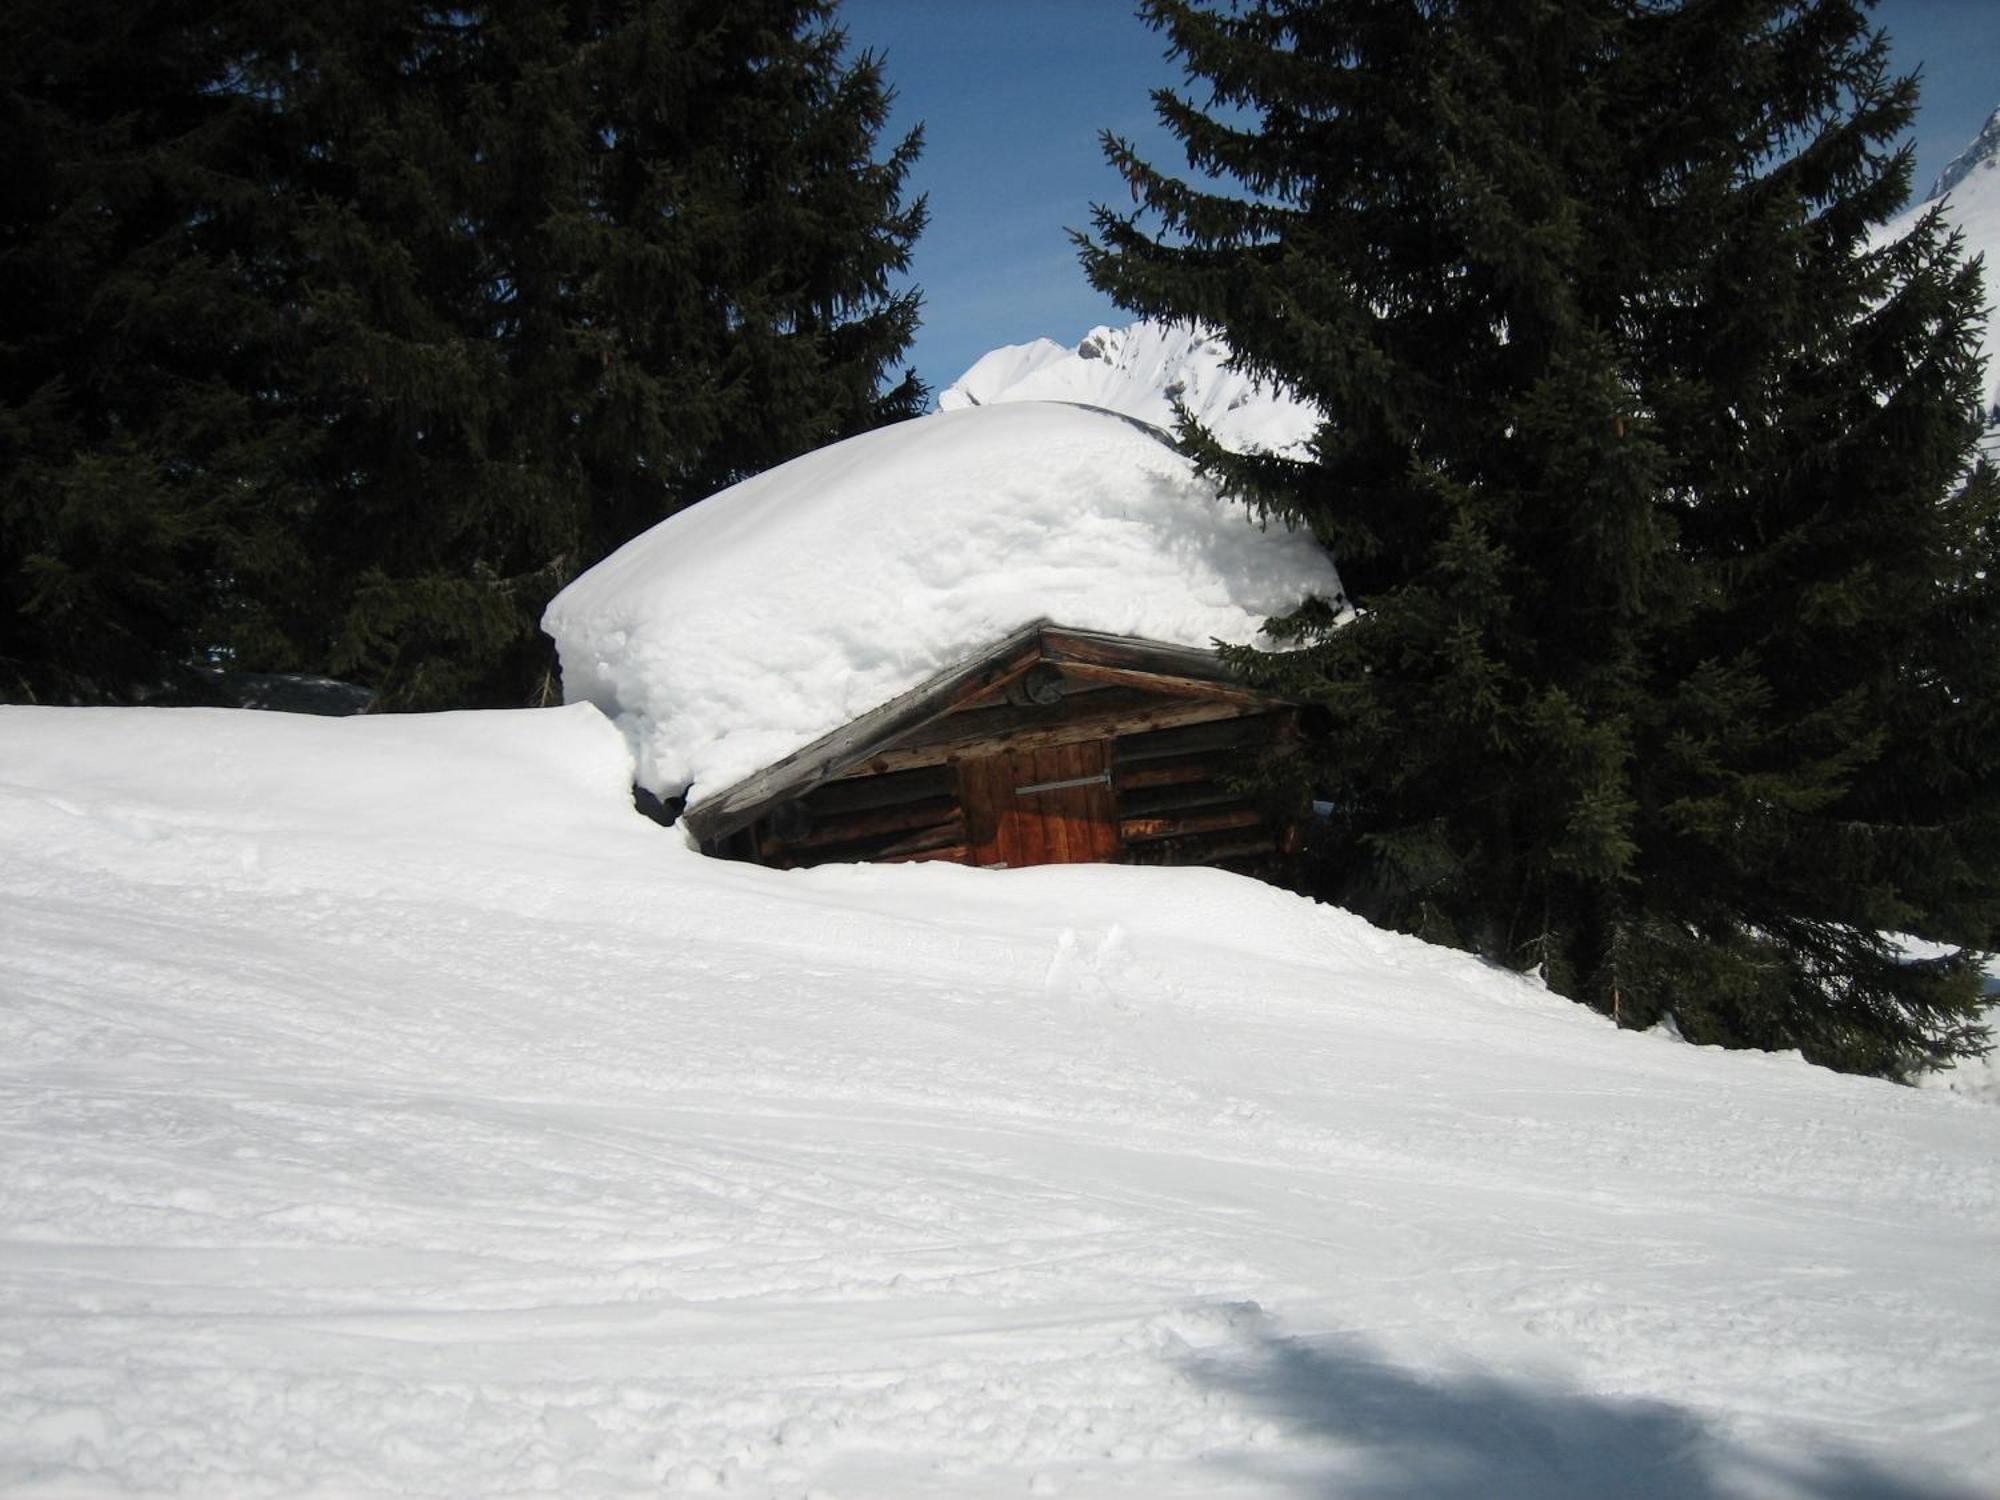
[4,702,1996,1498]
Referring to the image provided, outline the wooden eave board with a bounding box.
[684,621,1287,845]
[1038,625,1254,685]
[837,688,1264,777]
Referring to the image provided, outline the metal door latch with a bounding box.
[1014,770,1112,795]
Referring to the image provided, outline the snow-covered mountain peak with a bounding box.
[939,318,1321,457]
[1926,104,2000,205]
[1881,107,2000,427]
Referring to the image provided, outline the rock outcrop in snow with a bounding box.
[1927,105,2000,206]
[543,401,1343,805]
[939,320,1321,457]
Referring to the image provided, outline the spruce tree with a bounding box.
[0,0,308,703]
[1081,0,1998,1076]
[2,0,926,708]
[288,0,927,706]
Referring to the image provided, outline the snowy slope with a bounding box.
[543,401,1342,805]
[939,320,1321,457]
[4,702,1998,1499]
[1884,105,2000,426]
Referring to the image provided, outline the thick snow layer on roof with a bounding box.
[939,319,1321,458]
[543,400,1344,803]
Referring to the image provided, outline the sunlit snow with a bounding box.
[939,319,1322,458]
[3,703,1997,1498]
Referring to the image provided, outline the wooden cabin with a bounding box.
[683,619,1298,872]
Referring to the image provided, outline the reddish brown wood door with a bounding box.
[958,741,1121,867]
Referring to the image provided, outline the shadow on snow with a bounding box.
[1183,1316,1981,1500]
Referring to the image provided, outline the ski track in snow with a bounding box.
[2,704,1997,1498]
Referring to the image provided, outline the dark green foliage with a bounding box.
[1082,0,1997,1077]
[2,0,925,708]
[0,0,303,702]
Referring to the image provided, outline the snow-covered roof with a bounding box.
[543,401,1344,804]
[939,319,1322,458]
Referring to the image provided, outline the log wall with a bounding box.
[738,692,1291,874]
[1112,714,1287,871]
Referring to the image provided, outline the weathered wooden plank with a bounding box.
[1010,746,1041,867]
[1054,660,1271,705]
[1044,743,1080,864]
[768,812,967,868]
[874,814,968,860]
[900,685,1163,752]
[958,753,1002,867]
[1041,626,1249,684]
[805,763,954,814]
[998,747,1038,867]
[1067,743,1099,864]
[1114,758,1227,791]
[851,696,1261,776]
[955,681,1007,712]
[878,842,970,865]
[1119,782,1248,819]
[764,796,960,852]
[1085,743,1122,860]
[1120,806,1266,843]
[1113,713,1278,765]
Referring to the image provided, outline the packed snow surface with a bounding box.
[5,702,1999,1498]
[543,401,1343,803]
[939,320,1321,458]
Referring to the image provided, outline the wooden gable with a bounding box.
[685,622,1298,872]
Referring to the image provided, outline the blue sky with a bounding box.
[839,0,2000,398]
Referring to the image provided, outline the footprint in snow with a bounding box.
[1043,925,1131,1004]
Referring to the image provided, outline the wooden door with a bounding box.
[958,741,1120,867]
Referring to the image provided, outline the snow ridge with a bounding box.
[939,319,1321,457]
[1926,105,2000,205]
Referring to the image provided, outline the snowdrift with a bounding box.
[4,702,1999,1498]
[543,401,1342,805]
